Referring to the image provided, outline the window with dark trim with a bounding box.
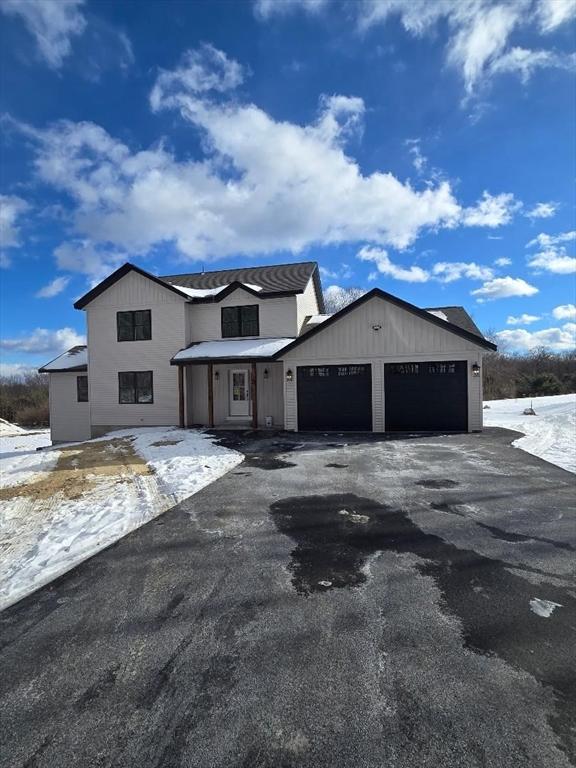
[77,375,88,402]
[117,310,151,341]
[118,371,153,404]
[221,305,259,338]
[388,363,420,375]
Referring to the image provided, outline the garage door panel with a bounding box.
[297,365,372,431]
[385,361,467,431]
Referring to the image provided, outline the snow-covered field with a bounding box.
[0,427,242,611]
[484,394,576,474]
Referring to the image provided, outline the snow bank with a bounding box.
[0,427,243,610]
[0,418,26,436]
[484,394,576,474]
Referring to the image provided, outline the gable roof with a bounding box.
[74,260,325,312]
[425,305,484,338]
[39,346,88,373]
[274,288,496,358]
[161,261,325,312]
[74,263,191,310]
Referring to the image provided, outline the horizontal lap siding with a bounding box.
[49,373,91,442]
[296,279,320,333]
[87,271,187,429]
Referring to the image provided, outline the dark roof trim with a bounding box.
[171,356,279,365]
[38,364,88,373]
[187,281,302,303]
[74,263,190,310]
[273,288,496,357]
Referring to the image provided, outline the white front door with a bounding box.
[229,369,250,417]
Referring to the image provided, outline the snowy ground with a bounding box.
[0,427,243,611]
[484,394,576,474]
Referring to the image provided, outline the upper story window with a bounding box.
[117,310,151,342]
[221,305,259,338]
[77,375,88,402]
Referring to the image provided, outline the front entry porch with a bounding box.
[179,360,285,430]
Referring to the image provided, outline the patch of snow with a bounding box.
[529,598,562,618]
[170,282,263,299]
[39,345,87,371]
[484,394,576,474]
[0,418,26,436]
[427,309,449,321]
[0,427,242,610]
[0,429,55,488]
[173,337,294,361]
[307,314,332,325]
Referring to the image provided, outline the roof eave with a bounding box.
[38,365,88,374]
[170,356,279,365]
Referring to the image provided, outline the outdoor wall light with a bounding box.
[263,368,269,380]
[472,363,480,376]
[214,370,220,382]
[286,369,293,382]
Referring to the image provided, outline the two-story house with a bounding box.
[39,260,496,443]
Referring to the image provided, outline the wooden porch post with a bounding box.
[251,362,258,430]
[178,365,185,428]
[208,363,214,428]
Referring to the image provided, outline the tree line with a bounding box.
[482,347,576,401]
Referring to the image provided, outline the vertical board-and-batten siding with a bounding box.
[187,289,299,342]
[187,362,284,428]
[86,271,187,430]
[49,372,91,442]
[281,296,486,432]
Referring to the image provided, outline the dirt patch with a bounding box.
[150,439,183,447]
[0,438,151,502]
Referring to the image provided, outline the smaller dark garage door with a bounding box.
[384,360,468,432]
[297,364,372,431]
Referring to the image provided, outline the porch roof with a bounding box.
[171,337,295,365]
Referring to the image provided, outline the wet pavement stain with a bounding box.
[243,456,297,470]
[325,463,349,469]
[415,479,460,489]
[270,493,576,759]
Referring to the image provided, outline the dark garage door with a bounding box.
[297,365,372,431]
[384,361,468,431]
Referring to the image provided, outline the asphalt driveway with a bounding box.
[1,428,575,768]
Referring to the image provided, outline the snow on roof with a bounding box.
[39,346,87,372]
[171,282,263,299]
[307,314,332,325]
[427,309,449,322]
[172,337,294,362]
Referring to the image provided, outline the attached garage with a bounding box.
[278,288,496,434]
[297,364,372,431]
[384,360,468,431]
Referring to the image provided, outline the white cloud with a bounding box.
[405,138,427,173]
[0,194,28,244]
[0,362,40,378]
[431,261,494,283]
[525,201,558,219]
[358,246,429,282]
[494,257,511,266]
[319,263,353,280]
[506,313,541,325]
[471,276,539,301]
[462,191,520,227]
[526,230,576,274]
[537,0,576,32]
[0,0,86,68]
[489,47,575,83]
[496,323,576,352]
[254,0,327,19]
[54,240,126,283]
[0,327,85,355]
[552,304,576,320]
[35,276,71,298]
[150,44,245,112]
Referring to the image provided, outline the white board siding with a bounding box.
[186,362,284,428]
[187,289,298,342]
[296,278,320,334]
[49,373,90,443]
[85,271,187,429]
[280,297,487,432]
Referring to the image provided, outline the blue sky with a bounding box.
[1,0,575,374]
